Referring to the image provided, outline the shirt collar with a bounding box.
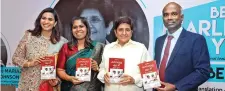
[167,27,183,39]
[114,39,134,47]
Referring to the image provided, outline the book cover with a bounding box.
[76,58,91,81]
[138,60,161,89]
[40,55,56,79]
[108,58,125,83]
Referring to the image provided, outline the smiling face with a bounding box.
[80,9,107,43]
[40,12,56,32]
[114,23,132,46]
[163,3,183,33]
[72,19,88,40]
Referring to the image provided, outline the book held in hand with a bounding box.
[138,60,161,89]
[76,58,91,81]
[108,58,125,83]
[40,55,56,79]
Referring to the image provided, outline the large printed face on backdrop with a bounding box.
[54,0,149,49]
[163,3,183,32]
[80,9,108,43]
[40,12,56,32]
[72,19,88,40]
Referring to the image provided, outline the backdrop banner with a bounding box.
[1,0,224,91]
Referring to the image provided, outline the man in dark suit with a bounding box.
[154,2,210,91]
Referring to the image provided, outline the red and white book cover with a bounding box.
[40,55,56,79]
[76,58,91,81]
[138,60,161,89]
[108,58,125,83]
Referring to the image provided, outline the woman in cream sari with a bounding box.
[57,17,104,91]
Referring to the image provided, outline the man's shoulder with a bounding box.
[156,34,167,41]
[184,30,205,39]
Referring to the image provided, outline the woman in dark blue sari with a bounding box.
[57,17,104,91]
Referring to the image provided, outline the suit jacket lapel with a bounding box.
[166,29,186,68]
[157,35,167,67]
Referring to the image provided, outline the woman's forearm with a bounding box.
[22,61,30,68]
[57,68,72,81]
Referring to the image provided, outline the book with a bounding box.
[75,58,91,81]
[40,55,56,79]
[138,60,161,89]
[108,58,125,83]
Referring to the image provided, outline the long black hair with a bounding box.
[68,17,92,50]
[28,7,62,44]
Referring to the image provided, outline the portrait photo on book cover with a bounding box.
[54,0,149,48]
[109,69,123,79]
[143,72,159,85]
[41,66,56,79]
[76,68,90,77]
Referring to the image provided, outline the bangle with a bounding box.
[27,62,30,67]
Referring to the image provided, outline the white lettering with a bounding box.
[212,38,225,54]
[220,6,225,18]
[211,7,219,18]
[187,21,197,33]
[199,20,210,36]
[212,20,222,36]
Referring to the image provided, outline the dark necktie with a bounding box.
[159,36,173,82]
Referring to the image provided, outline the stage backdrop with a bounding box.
[1,0,224,91]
